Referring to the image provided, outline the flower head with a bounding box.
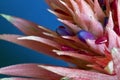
[0,0,120,80]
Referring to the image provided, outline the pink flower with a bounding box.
[0,0,120,80]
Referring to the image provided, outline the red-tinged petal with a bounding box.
[0,14,55,37]
[17,36,60,49]
[94,0,105,21]
[0,34,58,57]
[0,34,87,67]
[61,36,93,53]
[93,53,112,68]
[39,65,117,80]
[53,50,91,69]
[111,48,120,79]
[0,64,62,80]
[87,64,108,74]
[0,78,40,80]
[53,50,93,64]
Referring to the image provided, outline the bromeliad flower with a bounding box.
[0,0,120,80]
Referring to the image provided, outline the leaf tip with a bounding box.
[0,14,12,21]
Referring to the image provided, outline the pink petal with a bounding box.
[0,64,62,80]
[39,65,116,80]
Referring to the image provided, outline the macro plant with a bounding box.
[0,0,120,80]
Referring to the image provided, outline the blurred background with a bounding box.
[0,0,68,77]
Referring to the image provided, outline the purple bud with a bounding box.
[98,0,106,10]
[103,17,108,27]
[56,26,75,36]
[77,30,95,43]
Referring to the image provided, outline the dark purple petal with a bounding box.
[103,17,109,27]
[98,0,104,5]
[56,26,75,36]
[77,30,95,43]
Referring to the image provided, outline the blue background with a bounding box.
[0,0,68,73]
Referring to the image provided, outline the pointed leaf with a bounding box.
[0,14,55,37]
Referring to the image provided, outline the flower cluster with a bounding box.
[0,0,120,80]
